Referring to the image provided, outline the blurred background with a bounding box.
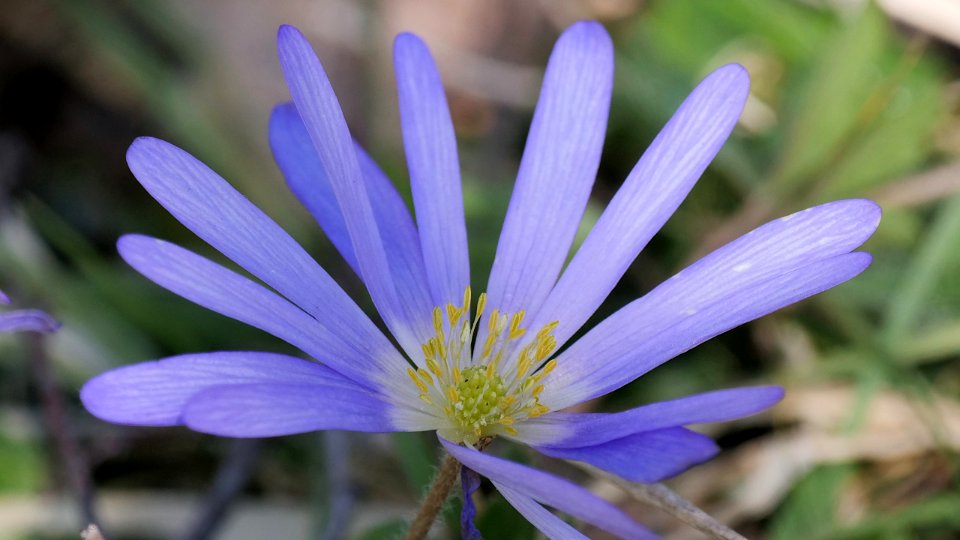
[1,0,959,538]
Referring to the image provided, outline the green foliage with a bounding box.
[0,436,43,493]
[769,464,856,540]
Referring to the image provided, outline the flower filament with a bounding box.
[407,286,559,445]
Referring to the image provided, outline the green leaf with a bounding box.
[772,4,887,194]
[883,193,960,351]
[820,56,946,199]
[832,494,960,539]
[769,464,855,540]
[0,436,44,493]
[392,432,436,495]
[477,494,537,540]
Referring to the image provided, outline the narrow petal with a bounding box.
[269,104,434,323]
[441,438,654,540]
[395,33,469,306]
[118,235,407,389]
[537,427,719,483]
[183,382,396,437]
[277,25,430,357]
[542,252,873,409]
[0,309,59,333]
[269,103,358,273]
[494,484,590,540]
[460,467,483,540]
[528,65,750,350]
[81,351,362,426]
[124,137,403,361]
[517,386,783,447]
[0,288,10,304]
[480,21,613,347]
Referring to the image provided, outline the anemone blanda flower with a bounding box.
[81,21,880,538]
[0,288,58,333]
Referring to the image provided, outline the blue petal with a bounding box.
[277,25,431,358]
[542,251,873,409]
[0,309,59,333]
[269,103,434,330]
[118,235,407,388]
[460,466,483,540]
[528,65,749,351]
[394,33,469,306]
[538,427,719,483]
[480,21,613,350]
[80,351,391,430]
[441,437,655,540]
[183,382,396,437]
[269,103,359,273]
[124,138,401,365]
[517,386,783,447]
[495,484,590,540]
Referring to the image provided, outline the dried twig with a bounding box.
[179,438,262,540]
[575,462,747,540]
[26,333,100,528]
[867,160,960,209]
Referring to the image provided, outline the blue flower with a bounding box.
[81,21,879,538]
[0,288,58,333]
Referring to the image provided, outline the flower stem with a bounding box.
[404,453,461,540]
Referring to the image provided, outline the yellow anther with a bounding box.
[407,368,427,393]
[538,321,560,337]
[463,286,472,311]
[500,415,515,425]
[528,404,549,418]
[427,358,442,377]
[535,336,555,361]
[517,357,532,378]
[452,367,463,384]
[422,342,435,362]
[504,426,518,436]
[501,395,516,408]
[447,304,461,326]
[419,394,434,405]
[532,384,545,397]
[487,309,500,332]
[446,386,460,403]
[540,359,558,375]
[476,292,487,317]
[433,307,445,337]
[481,333,497,359]
[508,311,526,340]
[417,368,434,385]
[459,320,471,343]
[496,313,508,334]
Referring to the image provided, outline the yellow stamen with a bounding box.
[407,368,427,393]
[417,368,434,385]
[405,286,562,445]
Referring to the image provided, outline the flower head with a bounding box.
[0,287,58,334]
[81,21,880,538]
